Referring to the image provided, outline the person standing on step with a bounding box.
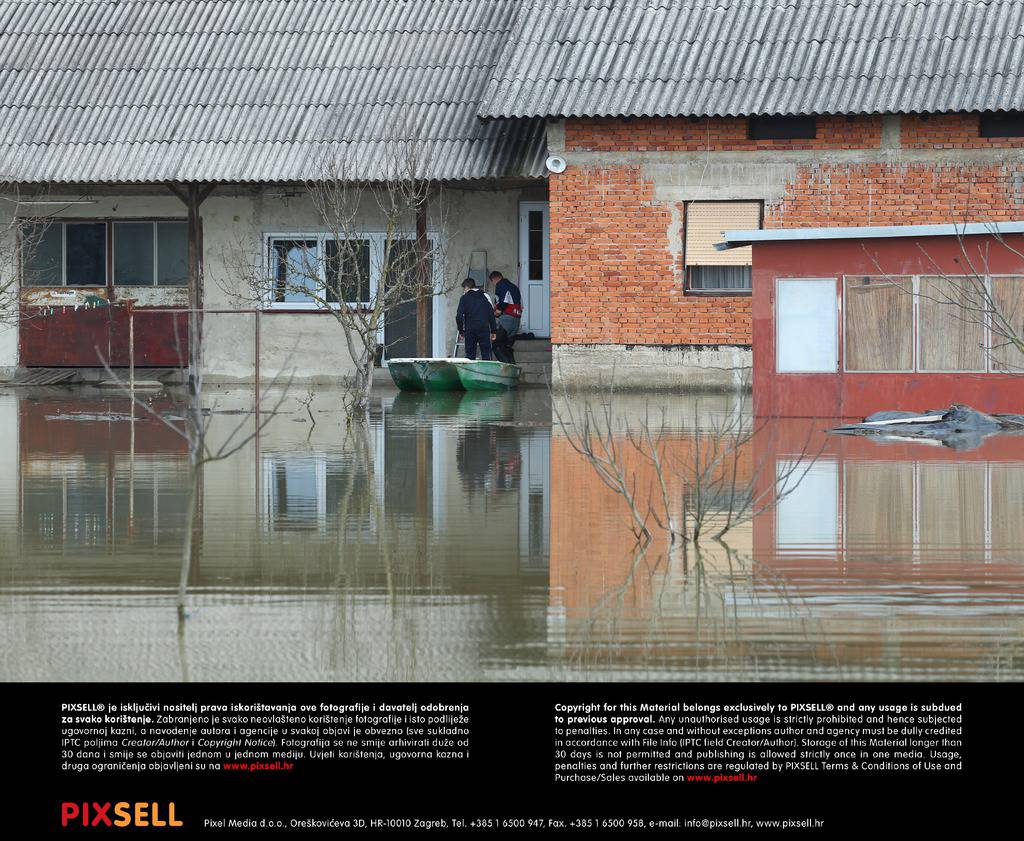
[490,270,522,364]
[456,277,497,360]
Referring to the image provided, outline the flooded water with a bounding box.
[1,385,1022,681]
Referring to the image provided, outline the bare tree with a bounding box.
[553,381,822,550]
[222,141,456,418]
[0,184,62,325]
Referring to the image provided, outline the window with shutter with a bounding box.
[684,201,761,293]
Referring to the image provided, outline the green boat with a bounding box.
[453,360,521,391]
[421,359,466,392]
[389,358,470,391]
[387,359,425,391]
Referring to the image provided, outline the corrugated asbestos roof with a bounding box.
[0,0,547,183]
[480,0,1024,119]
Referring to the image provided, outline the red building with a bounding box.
[717,223,1024,417]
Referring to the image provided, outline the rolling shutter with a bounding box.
[685,202,761,267]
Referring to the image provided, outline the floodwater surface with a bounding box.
[1,385,1022,681]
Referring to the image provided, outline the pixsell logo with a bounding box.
[60,802,183,828]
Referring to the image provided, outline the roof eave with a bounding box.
[716,221,1024,250]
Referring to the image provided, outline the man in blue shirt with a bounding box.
[455,278,497,360]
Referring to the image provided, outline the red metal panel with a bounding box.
[19,305,188,367]
[753,233,1024,417]
[107,310,190,367]
[19,303,115,366]
[839,373,1024,417]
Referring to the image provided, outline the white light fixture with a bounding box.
[545,155,567,174]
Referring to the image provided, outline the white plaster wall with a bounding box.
[436,187,523,354]
[0,207,22,376]
[0,321,16,378]
[0,185,527,381]
[201,186,524,382]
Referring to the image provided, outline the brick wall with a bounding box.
[550,164,751,345]
[901,113,1024,149]
[565,115,883,152]
[552,112,1024,347]
[767,161,1024,227]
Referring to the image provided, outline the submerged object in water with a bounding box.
[830,404,1024,450]
[453,360,521,391]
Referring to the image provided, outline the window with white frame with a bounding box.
[776,277,838,373]
[684,201,761,292]
[266,234,372,308]
[843,274,1022,373]
[22,220,188,287]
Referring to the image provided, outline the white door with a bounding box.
[776,277,838,373]
[518,202,550,337]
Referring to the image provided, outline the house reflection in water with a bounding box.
[255,390,549,573]
[0,389,550,681]
[549,396,1024,681]
[760,424,1024,618]
[15,396,190,569]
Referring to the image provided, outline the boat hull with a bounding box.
[454,360,521,391]
[387,360,425,391]
[421,360,464,392]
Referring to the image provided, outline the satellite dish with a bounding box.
[545,155,567,174]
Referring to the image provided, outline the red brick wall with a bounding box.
[551,164,751,345]
[901,113,1024,149]
[767,162,1024,227]
[565,115,883,152]
[552,113,1024,347]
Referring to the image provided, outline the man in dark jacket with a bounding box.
[456,277,496,360]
